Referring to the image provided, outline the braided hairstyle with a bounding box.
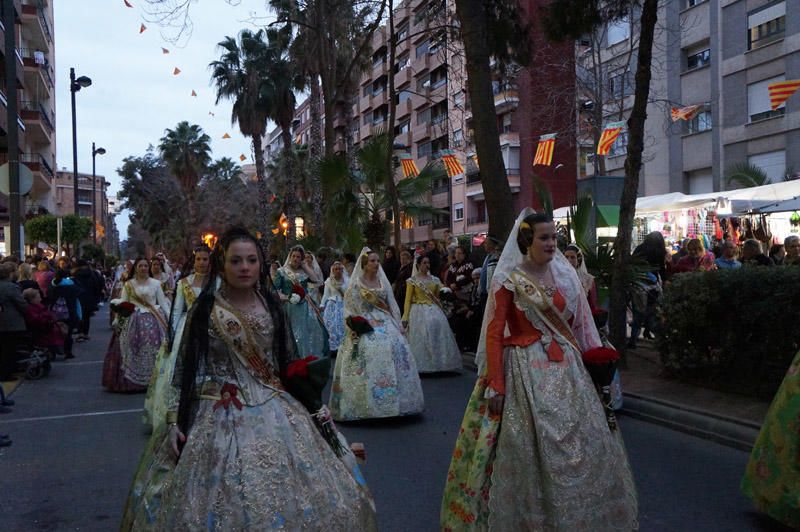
[176,227,289,436]
[516,213,554,255]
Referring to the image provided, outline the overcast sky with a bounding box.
[54,0,276,240]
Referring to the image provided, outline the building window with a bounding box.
[394,90,412,105]
[454,202,464,221]
[748,150,786,183]
[686,0,707,7]
[501,113,513,134]
[396,22,408,43]
[606,17,630,46]
[748,75,786,122]
[394,53,410,73]
[608,70,632,99]
[430,100,448,125]
[395,119,411,135]
[453,129,464,147]
[362,85,371,97]
[608,131,629,157]
[686,48,710,70]
[686,110,712,134]
[747,2,785,50]
[363,112,372,125]
[418,141,432,158]
[431,135,449,154]
[685,169,713,194]
[415,40,429,58]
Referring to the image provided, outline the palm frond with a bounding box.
[725,162,771,188]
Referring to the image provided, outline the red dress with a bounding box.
[24,303,64,348]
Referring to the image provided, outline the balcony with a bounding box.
[493,89,520,112]
[412,123,431,143]
[467,216,487,226]
[19,100,54,142]
[21,2,53,50]
[22,153,53,195]
[396,98,412,119]
[467,172,482,184]
[20,48,53,94]
[394,66,413,87]
[433,219,450,230]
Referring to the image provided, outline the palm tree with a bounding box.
[209,29,272,249]
[320,132,448,250]
[158,121,212,253]
[207,157,244,182]
[725,162,771,188]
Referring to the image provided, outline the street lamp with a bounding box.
[92,143,106,245]
[70,68,92,216]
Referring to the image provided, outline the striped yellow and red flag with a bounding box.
[400,155,419,177]
[769,80,800,110]
[441,150,465,177]
[670,104,703,122]
[596,121,626,156]
[533,133,556,166]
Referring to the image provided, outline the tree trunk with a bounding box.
[252,134,271,258]
[608,0,659,360]
[280,127,297,247]
[308,76,324,237]
[385,0,402,248]
[454,0,515,240]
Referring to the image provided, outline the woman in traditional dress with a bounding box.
[321,261,348,357]
[402,254,462,373]
[741,349,800,529]
[150,256,175,300]
[274,245,329,359]
[441,210,638,531]
[121,227,377,531]
[142,245,211,431]
[304,251,324,306]
[102,258,170,393]
[329,248,424,421]
[564,244,598,310]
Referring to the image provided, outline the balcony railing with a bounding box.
[20,152,53,178]
[433,219,450,229]
[467,173,482,184]
[432,183,450,195]
[20,100,54,132]
[19,48,53,88]
[467,216,487,226]
[22,1,52,44]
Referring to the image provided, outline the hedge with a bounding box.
[658,267,800,399]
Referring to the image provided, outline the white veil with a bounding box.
[282,245,322,283]
[474,209,599,374]
[347,247,403,323]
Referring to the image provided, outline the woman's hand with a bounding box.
[488,394,505,416]
[169,424,186,459]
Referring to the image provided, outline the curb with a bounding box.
[460,351,760,451]
[619,392,760,451]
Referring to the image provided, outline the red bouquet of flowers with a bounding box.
[346,316,374,360]
[110,301,136,318]
[283,356,346,457]
[582,346,620,431]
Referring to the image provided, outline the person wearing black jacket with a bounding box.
[71,260,102,342]
[51,269,82,359]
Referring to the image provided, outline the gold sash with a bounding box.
[408,276,444,312]
[124,282,168,332]
[359,284,393,317]
[179,278,199,308]
[210,294,284,390]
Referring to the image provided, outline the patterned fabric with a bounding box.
[321,277,347,352]
[329,283,424,421]
[101,325,147,393]
[122,312,166,387]
[274,268,329,359]
[404,277,462,373]
[741,349,800,529]
[142,277,202,431]
[122,297,377,531]
[441,270,638,530]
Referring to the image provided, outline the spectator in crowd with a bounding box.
[769,244,786,266]
[628,272,662,349]
[22,288,65,359]
[393,248,414,307]
[56,256,70,272]
[451,268,484,352]
[16,263,41,295]
[675,238,717,272]
[425,239,442,278]
[382,246,400,285]
[742,239,774,267]
[71,260,102,343]
[445,245,475,303]
[442,229,459,253]
[50,268,81,359]
[634,231,669,282]
[478,235,501,303]
[440,247,455,282]
[316,247,333,280]
[783,235,800,266]
[716,240,742,270]
[342,253,356,277]
[0,263,27,382]
[35,260,55,302]
[671,238,691,265]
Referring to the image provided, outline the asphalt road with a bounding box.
[0,309,789,531]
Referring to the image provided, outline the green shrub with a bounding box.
[658,267,800,398]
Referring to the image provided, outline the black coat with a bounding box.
[71,268,102,316]
[49,280,82,329]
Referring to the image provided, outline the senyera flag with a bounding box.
[533,133,556,166]
[399,154,419,178]
[671,104,703,122]
[596,121,626,156]
[440,150,465,177]
[769,79,800,110]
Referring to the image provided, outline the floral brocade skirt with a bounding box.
[442,341,638,531]
[323,299,346,352]
[741,349,800,529]
[121,392,377,531]
[286,300,329,359]
[407,303,463,373]
[329,318,424,421]
[142,315,187,432]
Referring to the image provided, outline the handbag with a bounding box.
[51,297,69,321]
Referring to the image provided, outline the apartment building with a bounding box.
[0,0,57,243]
[581,0,799,197]
[54,170,113,250]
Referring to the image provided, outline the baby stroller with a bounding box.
[14,333,52,380]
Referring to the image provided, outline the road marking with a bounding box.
[0,408,141,424]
